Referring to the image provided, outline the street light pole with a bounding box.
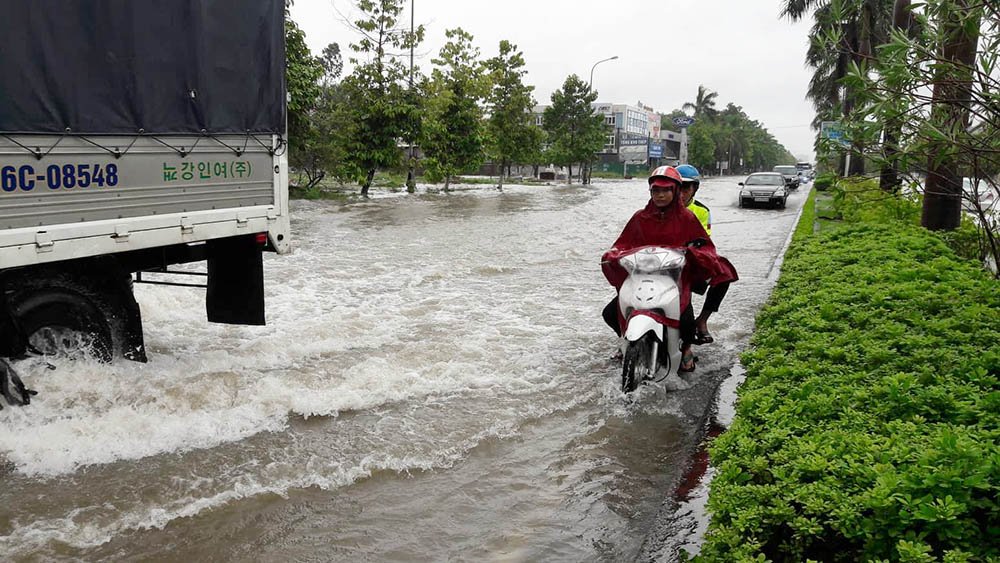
[589,55,619,87]
[588,56,617,184]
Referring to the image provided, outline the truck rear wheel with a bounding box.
[2,263,148,362]
[9,284,115,362]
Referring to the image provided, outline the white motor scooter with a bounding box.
[613,246,686,393]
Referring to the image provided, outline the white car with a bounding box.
[739,173,789,209]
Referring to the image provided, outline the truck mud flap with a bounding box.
[0,285,28,359]
[206,235,265,325]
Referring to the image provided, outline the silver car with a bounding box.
[773,165,801,189]
[739,173,788,209]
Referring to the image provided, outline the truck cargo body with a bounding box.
[0,0,289,362]
[0,133,290,265]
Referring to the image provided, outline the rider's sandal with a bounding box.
[693,329,714,345]
[678,352,697,373]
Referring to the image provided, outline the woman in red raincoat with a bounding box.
[601,165,738,372]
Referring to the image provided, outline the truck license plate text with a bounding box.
[1,164,120,192]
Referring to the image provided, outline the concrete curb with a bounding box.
[634,186,814,562]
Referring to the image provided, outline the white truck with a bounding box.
[0,0,290,374]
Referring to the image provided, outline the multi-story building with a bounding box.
[532,101,682,175]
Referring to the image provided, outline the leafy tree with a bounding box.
[686,122,716,172]
[660,109,689,128]
[290,43,346,191]
[338,0,424,197]
[320,43,343,87]
[542,75,605,184]
[484,40,542,189]
[284,17,324,162]
[671,96,795,174]
[420,28,486,190]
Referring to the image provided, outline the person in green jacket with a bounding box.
[676,164,732,345]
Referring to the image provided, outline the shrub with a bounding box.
[697,224,1000,562]
[830,178,987,264]
[814,173,836,191]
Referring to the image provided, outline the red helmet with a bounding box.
[648,165,682,187]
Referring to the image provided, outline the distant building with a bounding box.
[533,101,680,169]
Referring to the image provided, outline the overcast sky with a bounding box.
[290,0,818,161]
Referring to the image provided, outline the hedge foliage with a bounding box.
[831,179,984,263]
[814,173,837,191]
[697,217,1000,561]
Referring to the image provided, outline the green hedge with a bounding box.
[814,173,837,191]
[829,178,984,264]
[697,223,1000,562]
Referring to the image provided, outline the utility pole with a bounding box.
[679,127,688,164]
[405,0,417,193]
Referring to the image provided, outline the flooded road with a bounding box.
[1,176,805,561]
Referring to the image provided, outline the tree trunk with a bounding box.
[497,159,507,190]
[406,160,416,193]
[844,20,866,177]
[567,164,573,185]
[879,0,914,193]
[360,168,376,198]
[879,128,900,192]
[922,1,980,230]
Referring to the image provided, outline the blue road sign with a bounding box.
[821,121,850,147]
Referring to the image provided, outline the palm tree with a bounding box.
[682,85,719,121]
[782,0,894,176]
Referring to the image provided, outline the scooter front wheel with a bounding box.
[621,334,658,394]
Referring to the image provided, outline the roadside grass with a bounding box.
[696,180,1000,562]
[790,187,818,243]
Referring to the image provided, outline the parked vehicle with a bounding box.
[962,177,998,214]
[739,173,789,209]
[773,165,801,189]
[0,0,290,366]
[605,246,686,393]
